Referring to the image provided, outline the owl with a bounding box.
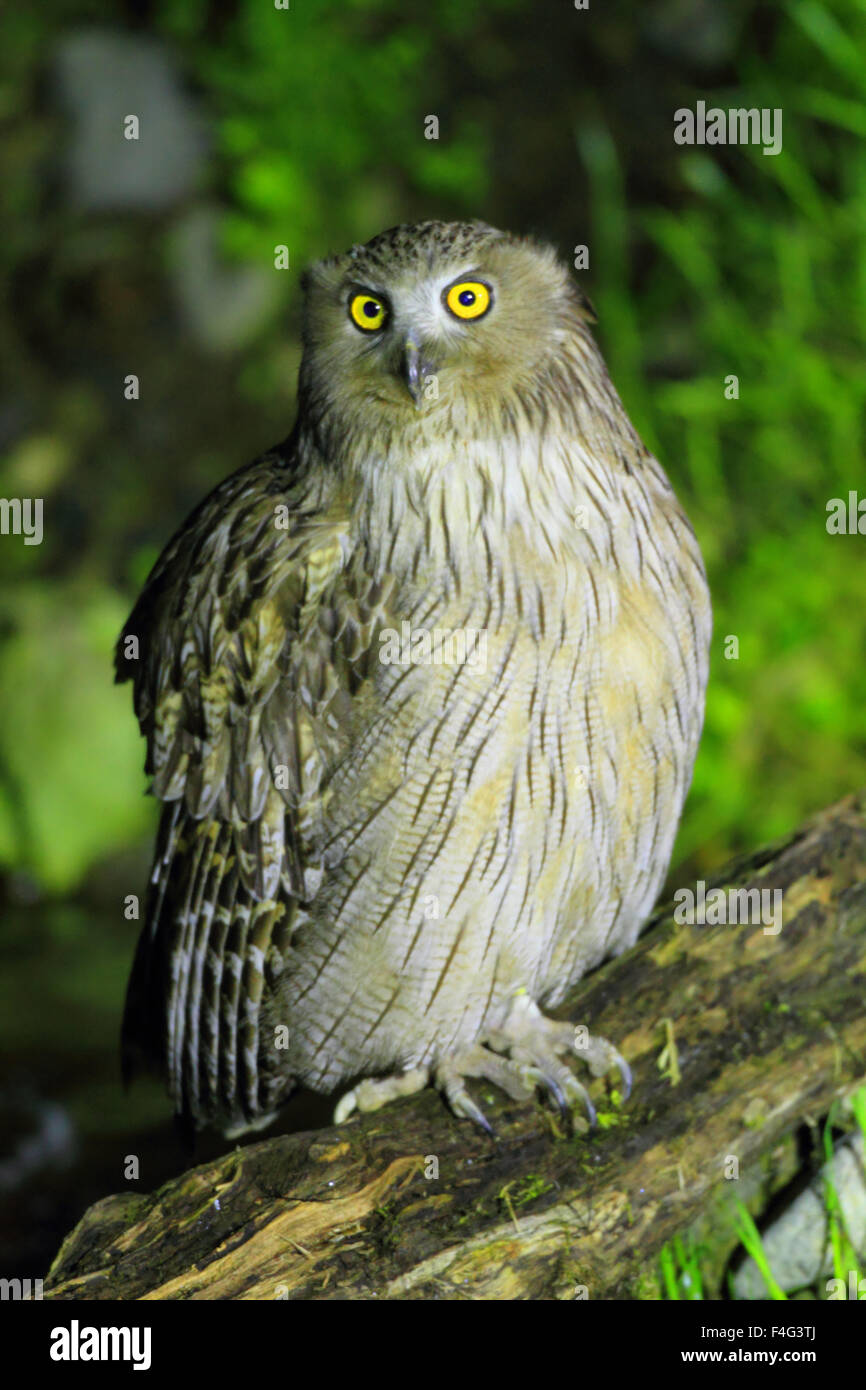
[117,220,711,1138]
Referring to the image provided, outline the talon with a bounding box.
[616,1056,633,1101]
[520,1065,569,1119]
[573,1084,597,1129]
[444,1079,497,1137]
[334,1089,358,1124]
[555,1064,597,1127]
[577,1034,633,1099]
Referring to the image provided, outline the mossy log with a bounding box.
[44,792,866,1300]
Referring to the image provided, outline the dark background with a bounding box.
[1,0,864,1291]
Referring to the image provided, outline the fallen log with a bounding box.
[44,791,866,1300]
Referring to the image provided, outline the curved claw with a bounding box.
[333,1089,358,1125]
[563,1076,596,1129]
[616,1055,633,1102]
[520,1065,569,1119]
[444,1079,497,1137]
[519,1060,596,1128]
[574,1032,633,1102]
[578,1090,597,1129]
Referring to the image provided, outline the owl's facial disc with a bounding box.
[344,272,498,410]
[301,225,579,427]
[344,282,448,409]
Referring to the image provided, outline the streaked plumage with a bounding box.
[118,220,711,1135]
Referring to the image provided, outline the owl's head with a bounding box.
[299,221,591,432]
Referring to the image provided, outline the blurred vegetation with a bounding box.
[0,0,864,888]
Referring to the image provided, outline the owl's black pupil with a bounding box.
[363,300,380,318]
[458,289,476,306]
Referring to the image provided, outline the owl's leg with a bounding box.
[333,1067,429,1123]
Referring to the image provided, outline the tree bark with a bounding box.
[44,791,866,1300]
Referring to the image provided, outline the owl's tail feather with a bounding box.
[122,801,296,1135]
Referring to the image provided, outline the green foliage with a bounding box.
[158,0,514,267]
[0,583,155,890]
[822,1092,865,1293]
[658,1232,707,1300]
[732,1199,789,1299]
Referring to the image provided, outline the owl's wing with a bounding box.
[116,446,388,1128]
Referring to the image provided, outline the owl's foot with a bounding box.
[333,1066,429,1124]
[425,993,630,1133]
[332,994,631,1135]
[433,994,631,1134]
[482,991,632,1129]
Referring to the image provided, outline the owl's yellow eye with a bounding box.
[444,280,491,321]
[349,293,387,332]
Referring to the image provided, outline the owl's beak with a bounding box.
[400,339,433,409]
